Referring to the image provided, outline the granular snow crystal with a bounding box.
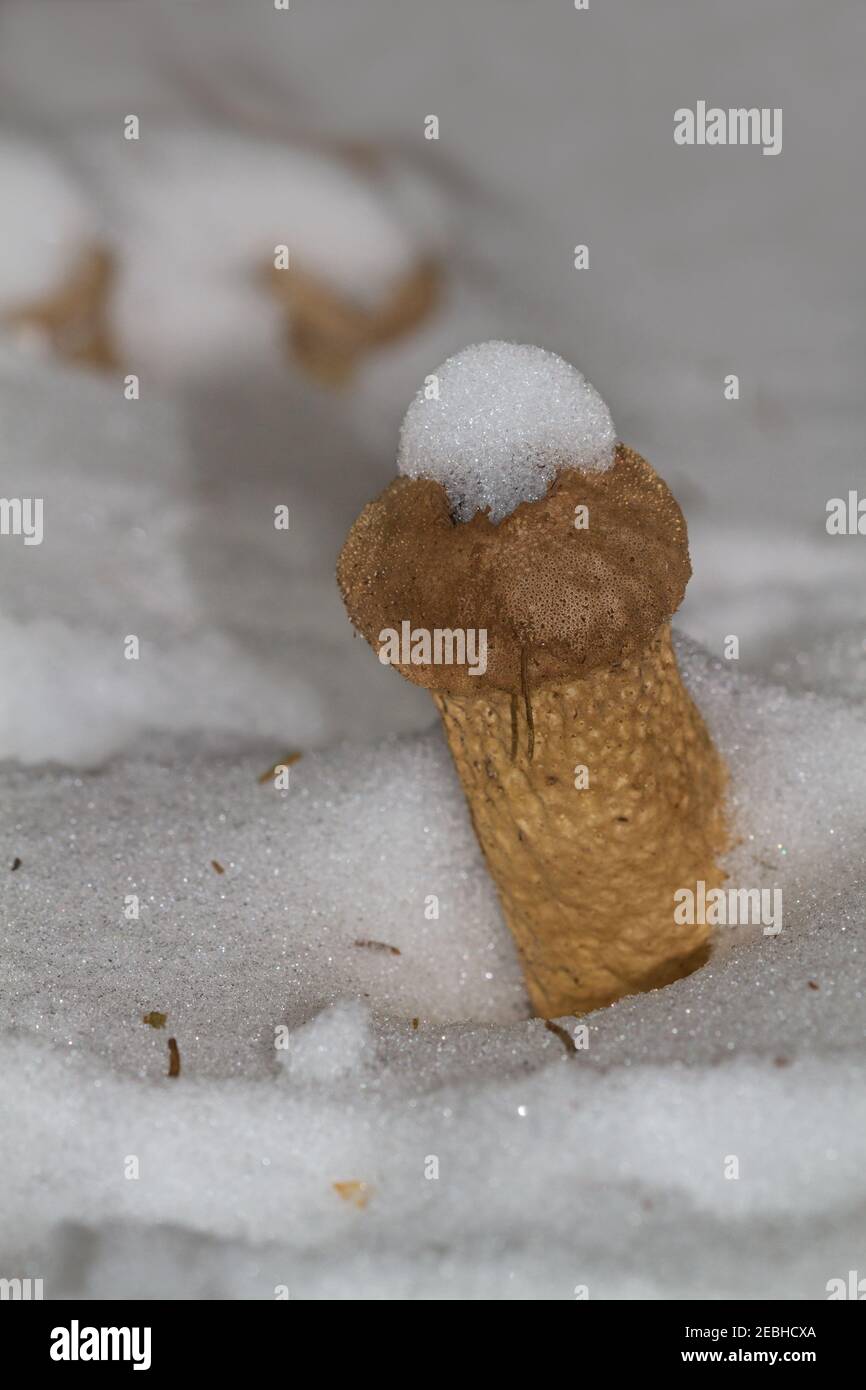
[397,341,616,522]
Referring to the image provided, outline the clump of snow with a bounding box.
[397,341,616,522]
[278,1001,374,1084]
[0,132,98,308]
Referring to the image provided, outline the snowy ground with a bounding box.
[1,1,865,1299]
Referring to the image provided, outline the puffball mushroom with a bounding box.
[338,343,727,1018]
[0,128,440,382]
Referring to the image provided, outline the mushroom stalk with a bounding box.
[433,624,726,1017]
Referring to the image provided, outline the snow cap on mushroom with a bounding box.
[397,341,616,523]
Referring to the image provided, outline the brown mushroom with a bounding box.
[338,345,727,1017]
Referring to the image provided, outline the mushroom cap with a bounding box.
[337,444,691,695]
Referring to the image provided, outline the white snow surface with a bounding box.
[0,0,865,1302]
[398,342,616,522]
